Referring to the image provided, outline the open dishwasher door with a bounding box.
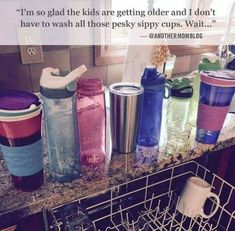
[43,148,235,231]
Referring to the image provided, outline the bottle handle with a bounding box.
[164,85,171,99]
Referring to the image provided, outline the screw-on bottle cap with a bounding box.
[167,78,193,99]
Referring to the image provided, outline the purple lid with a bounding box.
[0,90,40,110]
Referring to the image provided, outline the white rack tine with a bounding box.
[125,212,130,230]
[168,168,174,194]
[209,223,214,231]
[160,206,169,229]
[188,214,196,230]
[201,221,212,231]
[198,215,205,231]
[131,219,135,231]
[139,219,151,231]
[179,212,188,230]
[218,179,224,198]
[195,163,200,176]
[223,186,233,207]
[110,219,122,231]
[225,211,235,231]
[119,205,124,225]
[147,193,155,214]
[110,188,114,223]
[169,210,176,231]
[168,190,174,208]
[144,175,149,203]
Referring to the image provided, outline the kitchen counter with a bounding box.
[1,113,235,227]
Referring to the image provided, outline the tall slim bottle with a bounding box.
[137,66,169,164]
[76,79,106,166]
[40,65,87,182]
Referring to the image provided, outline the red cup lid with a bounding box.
[0,90,40,110]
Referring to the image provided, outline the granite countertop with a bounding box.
[1,112,235,227]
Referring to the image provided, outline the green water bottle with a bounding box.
[188,53,222,127]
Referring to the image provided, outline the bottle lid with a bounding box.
[77,79,103,96]
[201,70,235,87]
[167,78,193,99]
[40,65,87,99]
[141,66,166,90]
[198,53,221,71]
[109,82,144,96]
[0,90,40,110]
[227,59,235,70]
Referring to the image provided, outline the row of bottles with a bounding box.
[0,65,108,191]
[0,52,235,191]
[41,66,107,183]
[135,53,235,161]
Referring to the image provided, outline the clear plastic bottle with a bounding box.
[40,65,87,182]
[166,78,193,155]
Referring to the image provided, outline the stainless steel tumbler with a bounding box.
[109,82,144,154]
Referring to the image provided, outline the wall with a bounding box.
[0,45,202,92]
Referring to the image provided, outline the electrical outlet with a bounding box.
[17,28,44,64]
[19,45,44,64]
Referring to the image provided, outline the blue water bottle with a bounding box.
[137,66,169,164]
[40,65,87,182]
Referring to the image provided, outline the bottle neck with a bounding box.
[77,79,103,96]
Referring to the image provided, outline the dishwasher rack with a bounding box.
[45,161,235,231]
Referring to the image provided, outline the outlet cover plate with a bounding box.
[20,45,44,64]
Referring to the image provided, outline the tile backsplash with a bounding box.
[0,45,204,92]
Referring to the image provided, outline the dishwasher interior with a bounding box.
[44,160,235,231]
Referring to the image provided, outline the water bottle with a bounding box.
[76,79,106,167]
[40,65,87,182]
[167,78,193,125]
[166,79,193,155]
[188,53,221,127]
[136,66,169,164]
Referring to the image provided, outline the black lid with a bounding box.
[167,78,193,99]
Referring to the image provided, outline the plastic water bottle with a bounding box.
[40,65,87,182]
[166,78,193,155]
[76,79,106,167]
[136,66,169,164]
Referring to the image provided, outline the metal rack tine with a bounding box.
[125,212,130,230]
[119,205,124,225]
[226,211,235,231]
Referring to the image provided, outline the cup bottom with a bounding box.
[136,145,159,165]
[11,169,44,192]
[196,128,220,144]
[50,171,81,182]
